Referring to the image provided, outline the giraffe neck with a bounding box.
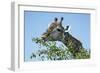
[61,32,83,57]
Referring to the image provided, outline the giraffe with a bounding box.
[41,17,83,57]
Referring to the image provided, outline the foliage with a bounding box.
[74,48,90,59]
[30,38,90,61]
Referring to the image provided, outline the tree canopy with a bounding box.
[30,38,90,61]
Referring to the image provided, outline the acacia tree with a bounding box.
[30,38,90,61]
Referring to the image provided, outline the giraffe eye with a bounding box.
[57,29,61,32]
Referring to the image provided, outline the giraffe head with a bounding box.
[41,17,70,42]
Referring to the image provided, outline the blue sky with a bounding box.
[24,11,90,61]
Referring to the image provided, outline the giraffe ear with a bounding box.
[65,25,71,32]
